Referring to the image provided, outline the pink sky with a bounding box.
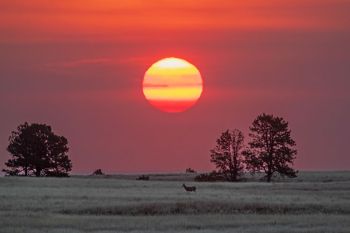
[0,0,349,173]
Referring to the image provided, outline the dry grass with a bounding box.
[0,171,350,232]
[60,201,350,216]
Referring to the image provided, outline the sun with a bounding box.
[143,57,203,113]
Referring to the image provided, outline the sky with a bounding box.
[0,0,349,173]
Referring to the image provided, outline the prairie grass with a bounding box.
[0,171,349,232]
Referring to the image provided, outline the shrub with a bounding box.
[185,168,196,173]
[195,171,226,182]
[136,175,150,180]
[92,169,104,175]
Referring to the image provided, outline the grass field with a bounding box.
[1,171,350,233]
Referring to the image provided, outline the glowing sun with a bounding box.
[143,57,203,113]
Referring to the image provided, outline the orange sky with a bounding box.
[0,0,348,42]
[0,0,349,173]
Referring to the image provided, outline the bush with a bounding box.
[92,169,104,175]
[45,170,70,177]
[136,175,150,180]
[185,168,196,173]
[195,171,226,182]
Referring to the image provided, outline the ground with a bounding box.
[0,172,349,233]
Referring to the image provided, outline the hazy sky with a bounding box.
[1,0,349,173]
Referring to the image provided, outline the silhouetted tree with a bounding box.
[243,113,297,182]
[210,129,245,181]
[3,122,72,177]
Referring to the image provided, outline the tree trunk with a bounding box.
[266,164,272,182]
[266,152,273,182]
[35,168,41,177]
[24,167,28,176]
[232,170,237,182]
[267,174,272,182]
[229,173,235,182]
[266,169,273,182]
[232,155,237,182]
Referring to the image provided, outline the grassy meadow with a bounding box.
[0,171,350,233]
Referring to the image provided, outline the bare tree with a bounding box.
[210,129,245,181]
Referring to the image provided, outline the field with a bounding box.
[1,172,350,233]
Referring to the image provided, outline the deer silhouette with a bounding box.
[182,183,196,192]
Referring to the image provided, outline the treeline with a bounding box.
[2,113,297,182]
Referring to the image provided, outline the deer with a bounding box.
[182,183,196,192]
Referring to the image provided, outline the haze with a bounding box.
[0,0,349,173]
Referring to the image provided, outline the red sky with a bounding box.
[1,0,349,173]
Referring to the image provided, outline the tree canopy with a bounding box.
[243,113,297,182]
[3,122,72,177]
[210,129,245,181]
